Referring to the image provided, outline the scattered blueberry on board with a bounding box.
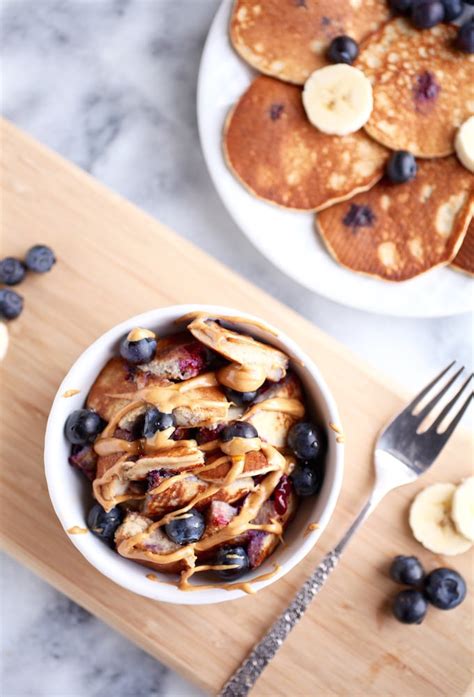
[214,546,250,580]
[390,555,425,585]
[165,508,205,545]
[0,288,24,320]
[65,408,106,445]
[456,20,474,53]
[393,589,428,624]
[389,555,467,624]
[0,257,26,286]
[87,503,123,544]
[25,244,56,273]
[411,0,445,29]
[0,244,56,323]
[219,420,258,442]
[120,328,157,365]
[386,151,418,183]
[423,568,467,609]
[327,35,359,64]
[442,0,464,21]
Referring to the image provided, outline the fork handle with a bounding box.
[219,495,379,697]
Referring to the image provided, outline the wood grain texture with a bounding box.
[0,119,472,697]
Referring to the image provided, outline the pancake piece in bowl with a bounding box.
[230,0,390,85]
[452,219,474,276]
[223,75,387,211]
[316,156,474,282]
[357,18,474,158]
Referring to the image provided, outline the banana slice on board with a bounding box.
[455,116,474,173]
[409,482,472,556]
[302,64,373,136]
[452,476,474,542]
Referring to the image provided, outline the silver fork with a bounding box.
[220,362,473,697]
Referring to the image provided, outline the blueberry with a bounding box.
[165,508,205,545]
[393,589,428,624]
[214,546,250,580]
[342,204,376,231]
[220,420,258,442]
[423,568,466,610]
[287,421,324,461]
[327,35,359,64]
[120,336,157,364]
[442,0,464,21]
[0,257,26,285]
[389,0,414,13]
[386,151,418,184]
[65,409,105,445]
[87,503,123,544]
[0,288,23,320]
[390,555,425,585]
[223,387,258,407]
[456,20,474,53]
[143,406,176,438]
[290,463,322,496]
[25,244,56,273]
[411,0,445,28]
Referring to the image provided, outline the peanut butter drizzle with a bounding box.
[176,562,281,593]
[242,397,305,421]
[218,363,266,392]
[127,327,156,342]
[67,526,88,535]
[62,389,81,398]
[329,422,342,434]
[120,456,287,571]
[177,312,279,337]
[146,573,158,582]
[106,371,228,420]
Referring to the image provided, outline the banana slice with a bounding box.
[452,477,474,542]
[0,322,9,361]
[455,116,474,173]
[409,482,472,556]
[302,64,373,136]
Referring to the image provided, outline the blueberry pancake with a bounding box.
[452,218,474,276]
[230,0,390,85]
[316,157,474,282]
[66,314,327,592]
[357,19,474,158]
[224,75,388,211]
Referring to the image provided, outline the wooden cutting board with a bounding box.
[1,119,472,697]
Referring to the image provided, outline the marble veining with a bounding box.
[0,1,472,695]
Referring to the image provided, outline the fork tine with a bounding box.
[429,373,473,432]
[414,366,465,423]
[405,361,456,414]
[439,391,473,440]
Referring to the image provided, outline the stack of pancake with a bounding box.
[224,1,474,282]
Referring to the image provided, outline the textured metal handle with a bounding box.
[219,492,381,697]
[219,549,340,697]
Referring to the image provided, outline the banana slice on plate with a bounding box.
[452,476,474,542]
[0,322,9,361]
[455,116,474,173]
[302,64,373,136]
[409,482,472,556]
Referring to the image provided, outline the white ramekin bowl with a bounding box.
[45,304,344,604]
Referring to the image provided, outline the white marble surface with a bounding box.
[0,1,472,696]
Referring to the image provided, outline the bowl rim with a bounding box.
[44,304,344,604]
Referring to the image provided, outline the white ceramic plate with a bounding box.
[197,1,473,317]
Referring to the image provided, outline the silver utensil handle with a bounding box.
[219,496,376,697]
